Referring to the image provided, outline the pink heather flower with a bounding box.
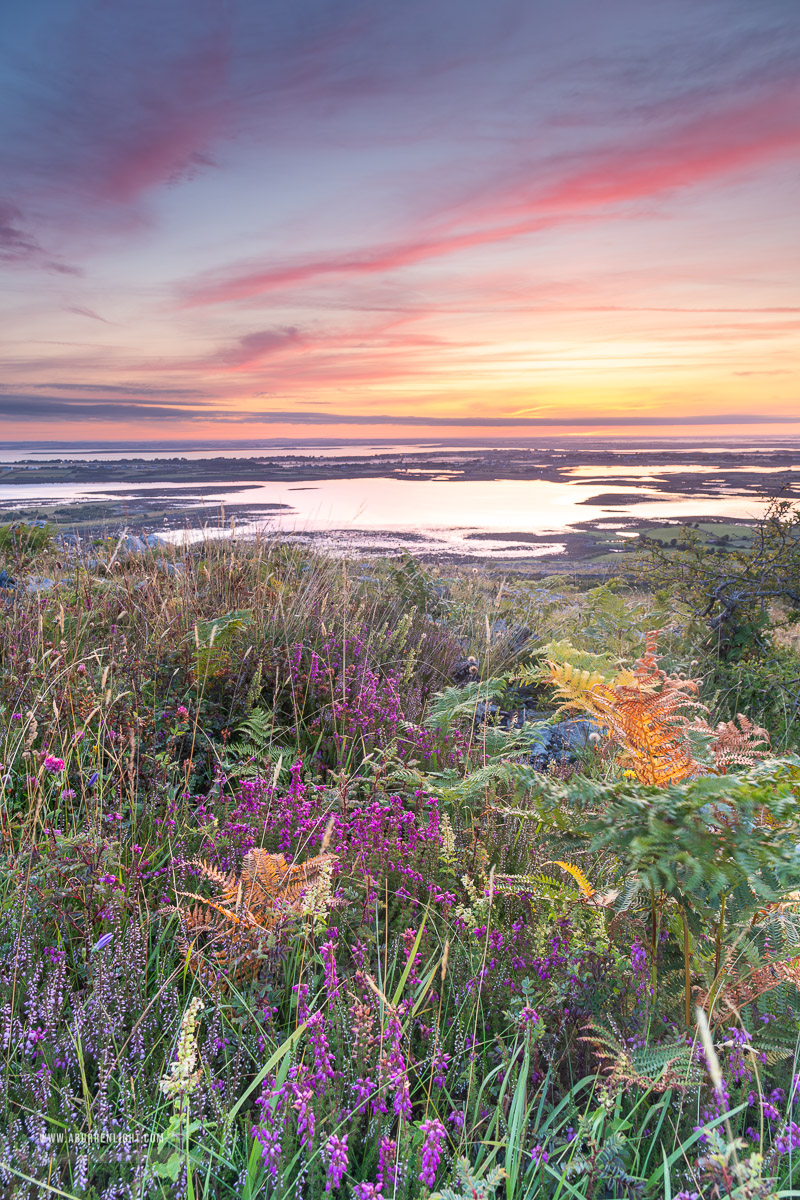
[76,663,86,675]
[418,1118,446,1188]
[176,705,189,719]
[352,1186,382,1200]
[324,1133,348,1192]
[43,756,65,774]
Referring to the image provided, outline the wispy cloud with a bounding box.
[0,199,80,274]
[1,394,798,427]
[205,326,306,370]
[18,382,211,397]
[179,81,800,307]
[0,395,212,422]
[65,306,112,323]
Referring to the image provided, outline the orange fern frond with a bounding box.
[188,858,237,892]
[237,850,336,915]
[553,860,596,900]
[547,631,707,786]
[605,687,704,786]
[277,852,336,901]
[631,630,666,687]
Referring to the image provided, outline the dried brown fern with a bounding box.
[697,955,800,1020]
[581,1017,701,1093]
[693,713,771,775]
[165,851,337,986]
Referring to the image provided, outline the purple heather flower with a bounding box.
[418,1118,446,1188]
[324,1133,348,1192]
[631,934,647,976]
[308,1011,336,1093]
[775,1121,800,1155]
[253,1126,282,1184]
[377,1138,397,1191]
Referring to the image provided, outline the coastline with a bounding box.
[1,443,798,577]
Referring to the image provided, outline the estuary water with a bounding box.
[1,439,797,558]
[0,472,779,559]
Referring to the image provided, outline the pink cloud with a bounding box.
[179,83,800,307]
[522,89,800,214]
[7,13,233,220]
[206,326,305,370]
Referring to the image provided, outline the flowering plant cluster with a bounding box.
[1,536,800,1199]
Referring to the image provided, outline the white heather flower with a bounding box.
[159,998,204,1104]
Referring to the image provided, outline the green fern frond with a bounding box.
[424,678,508,732]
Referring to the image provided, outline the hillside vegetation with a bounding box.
[1,513,800,1199]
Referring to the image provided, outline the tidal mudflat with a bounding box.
[2,441,798,571]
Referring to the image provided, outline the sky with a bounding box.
[1,0,799,443]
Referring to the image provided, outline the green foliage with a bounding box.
[574,578,673,658]
[638,495,800,660]
[423,677,508,732]
[193,608,254,677]
[222,706,294,781]
[390,551,448,615]
[516,637,618,683]
[559,763,800,911]
[0,519,54,557]
[704,645,800,752]
[432,1158,506,1200]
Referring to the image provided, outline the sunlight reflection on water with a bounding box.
[0,472,774,557]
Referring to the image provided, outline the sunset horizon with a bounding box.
[2,0,799,443]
